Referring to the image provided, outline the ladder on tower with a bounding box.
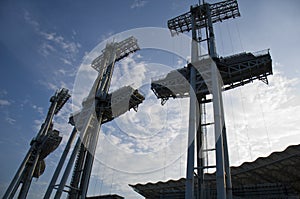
[201,102,216,172]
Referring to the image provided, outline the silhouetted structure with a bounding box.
[150,0,272,198]
[131,144,300,198]
[44,37,145,199]
[3,88,70,199]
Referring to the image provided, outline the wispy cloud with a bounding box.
[222,68,300,165]
[5,117,16,125]
[130,0,147,9]
[38,80,59,91]
[24,10,81,65]
[32,104,44,115]
[0,99,11,106]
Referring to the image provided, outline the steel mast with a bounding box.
[3,88,70,199]
[166,1,240,198]
[152,0,272,196]
[45,36,144,199]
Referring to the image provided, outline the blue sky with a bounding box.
[1,0,300,198]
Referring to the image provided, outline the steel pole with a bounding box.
[206,4,217,58]
[18,151,40,199]
[54,137,82,199]
[196,101,204,199]
[79,114,102,199]
[2,149,33,199]
[219,92,233,199]
[44,127,78,199]
[211,61,226,199]
[185,7,199,199]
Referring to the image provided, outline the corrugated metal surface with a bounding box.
[131,144,300,198]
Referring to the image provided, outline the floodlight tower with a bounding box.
[3,88,70,199]
[151,0,272,198]
[45,36,144,199]
[167,1,240,198]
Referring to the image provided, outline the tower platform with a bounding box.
[151,50,272,102]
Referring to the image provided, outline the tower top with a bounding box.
[168,0,240,35]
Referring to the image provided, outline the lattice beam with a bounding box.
[167,0,240,34]
[151,50,272,101]
[70,86,144,127]
[91,36,140,73]
[54,88,71,114]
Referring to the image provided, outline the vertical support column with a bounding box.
[219,94,233,199]
[79,114,102,199]
[211,62,226,199]
[196,100,204,199]
[206,4,217,58]
[44,127,78,199]
[3,97,59,199]
[18,153,40,199]
[79,47,117,199]
[3,149,33,199]
[185,7,199,199]
[206,3,231,199]
[54,137,82,199]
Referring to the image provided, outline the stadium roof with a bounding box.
[130,144,300,198]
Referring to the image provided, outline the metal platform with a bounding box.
[70,86,145,128]
[151,50,272,102]
[33,129,62,178]
[91,36,140,74]
[168,0,240,35]
[100,86,145,123]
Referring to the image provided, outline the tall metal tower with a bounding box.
[151,0,272,198]
[44,36,145,199]
[3,88,70,199]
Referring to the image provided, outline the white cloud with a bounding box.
[110,53,147,92]
[39,32,80,63]
[130,0,147,9]
[6,117,16,125]
[222,68,300,165]
[32,104,44,115]
[24,10,81,65]
[38,80,58,91]
[60,58,72,65]
[24,10,39,29]
[39,42,56,56]
[0,99,11,106]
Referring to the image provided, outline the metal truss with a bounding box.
[151,50,272,102]
[70,86,145,127]
[53,88,71,114]
[45,37,144,199]
[167,0,240,35]
[3,88,70,199]
[100,86,145,123]
[91,36,140,73]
